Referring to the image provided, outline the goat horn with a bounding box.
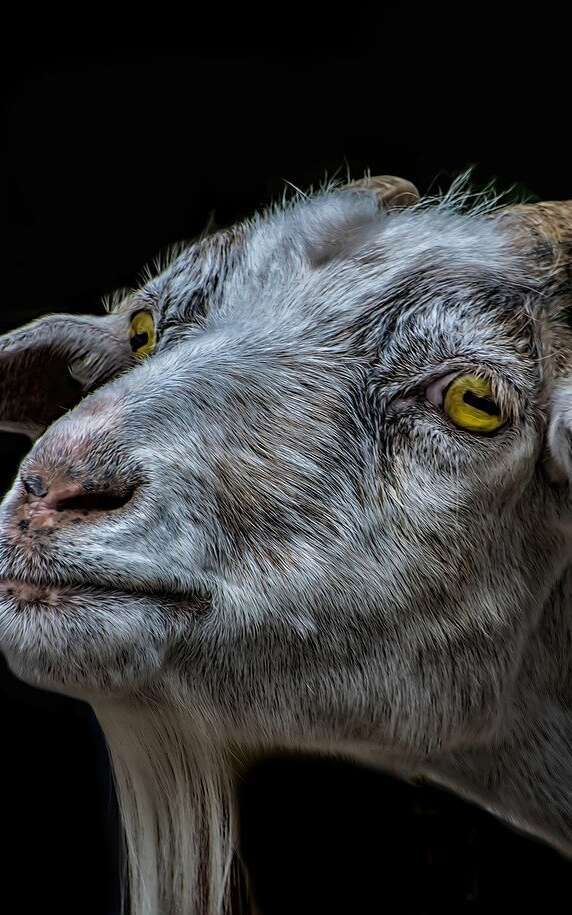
[342,175,420,210]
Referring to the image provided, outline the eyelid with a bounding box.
[130,307,153,321]
[425,372,460,407]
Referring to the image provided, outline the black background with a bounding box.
[2,8,571,914]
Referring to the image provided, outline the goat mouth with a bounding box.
[0,577,211,611]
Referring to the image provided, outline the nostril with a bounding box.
[20,469,137,515]
[22,474,49,497]
[53,486,136,513]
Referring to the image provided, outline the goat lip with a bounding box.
[0,578,66,606]
[0,577,211,609]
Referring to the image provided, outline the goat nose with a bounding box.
[19,468,135,527]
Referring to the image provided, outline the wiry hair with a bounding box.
[94,176,570,914]
[0,172,571,915]
[101,170,529,321]
[96,697,245,915]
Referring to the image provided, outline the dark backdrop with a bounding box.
[3,9,571,914]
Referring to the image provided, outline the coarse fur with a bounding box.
[0,176,571,913]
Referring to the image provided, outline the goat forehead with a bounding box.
[145,299,533,401]
[200,285,530,373]
[142,301,533,420]
[145,204,516,316]
[133,205,536,378]
[216,220,525,335]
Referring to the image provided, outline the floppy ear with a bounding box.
[0,311,137,439]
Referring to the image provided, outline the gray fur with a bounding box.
[0,180,571,913]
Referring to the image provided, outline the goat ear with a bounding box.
[341,175,420,209]
[547,379,572,483]
[0,311,136,440]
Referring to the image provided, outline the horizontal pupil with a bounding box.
[462,389,500,416]
[130,331,149,351]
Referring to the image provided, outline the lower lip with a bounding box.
[0,579,89,607]
[0,579,115,611]
[0,578,210,611]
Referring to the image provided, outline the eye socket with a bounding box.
[426,373,507,433]
[129,311,155,357]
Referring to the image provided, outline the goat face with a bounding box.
[0,183,570,759]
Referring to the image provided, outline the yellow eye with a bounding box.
[443,375,506,433]
[129,311,155,358]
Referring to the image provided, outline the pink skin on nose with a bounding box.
[0,476,94,600]
[5,471,98,540]
[23,481,86,529]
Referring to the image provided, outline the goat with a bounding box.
[0,176,571,913]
